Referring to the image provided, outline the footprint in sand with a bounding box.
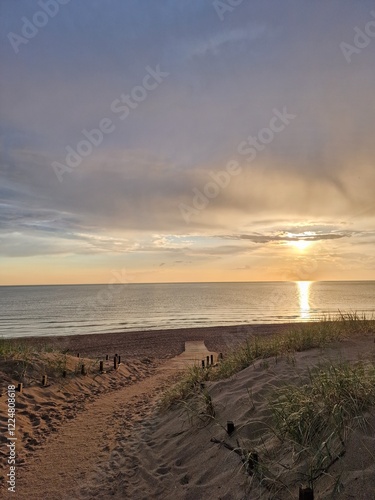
[25,437,38,448]
[155,465,171,475]
[15,402,28,409]
[30,415,41,426]
[179,474,189,485]
[40,401,57,407]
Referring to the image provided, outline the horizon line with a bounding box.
[1,279,374,287]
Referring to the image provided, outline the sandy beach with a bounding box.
[1,323,375,499]
[6,323,294,359]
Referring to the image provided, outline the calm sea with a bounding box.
[0,281,374,339]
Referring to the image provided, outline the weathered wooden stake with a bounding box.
[77,353,80,358]
[62,370,67,378]
[105,354,109,360]
[17,383,23,393]
[42,375,48,386]
[206,355,210,366]
[99,360,104,372]
[210,354,213,364]
[299,487,314,500]
[201,359,205,368]
[118,355,121,364]
[227,420,235,434]
[114,356,118,370]
[81,364,86,375]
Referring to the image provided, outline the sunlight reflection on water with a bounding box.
[297,281,312,320]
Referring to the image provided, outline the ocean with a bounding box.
[0,281,374,339]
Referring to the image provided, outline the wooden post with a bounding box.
[201,359,205,368]
[17,383,23,393]
[105,354,109,360]
[210,354,213,364]
[77,353,80,358]
[81,364,86,375]
[42,375,48,386]
[299,487,314,500]
[218,352,223,361]
[206,355,210,366]
[114,356,118,370]
[227,420,235,434]
[62,370,67,378]
[99,360,104,372]
[118,355,121,364]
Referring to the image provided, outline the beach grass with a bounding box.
[161,313,375,408]
[258,359,375,494]
[215,313,374,380]
[0,337,56,358]
[0,337,103,381]
[160,314,375,496]
[270,360,375,447]
[159,364,213,410]
[0,338,32,358]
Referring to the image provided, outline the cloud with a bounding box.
[1,0,375,280]
[226,230,354,245]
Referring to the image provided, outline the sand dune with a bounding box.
[92,335,375,499]
[1,326,375,499]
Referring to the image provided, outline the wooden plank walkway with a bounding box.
[164,340,218,371]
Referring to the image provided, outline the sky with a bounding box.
[1,0,375,285]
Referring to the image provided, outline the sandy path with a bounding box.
[11,342,216,500]
[12,366,171,500]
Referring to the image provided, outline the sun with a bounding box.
[289,239,312,251]
[285,231,315,251]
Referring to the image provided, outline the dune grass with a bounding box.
[270,360,375,448]
[215,313,374,380]
[161,313,375,409]
[0,337,56,358]
[160,364,212,410]
[0,338,103,381]
[160,314,375,496]
[260,360,375,494]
